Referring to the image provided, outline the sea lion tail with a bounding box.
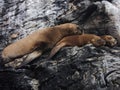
[47,43,67,60]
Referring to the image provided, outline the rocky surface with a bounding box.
[1,45,120,90]
[0,0,120,90]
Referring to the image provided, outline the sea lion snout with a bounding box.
[71,24,82,34]
[73,25,82,35]
[75,30,81,34]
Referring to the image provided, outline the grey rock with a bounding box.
[31,44,120,90]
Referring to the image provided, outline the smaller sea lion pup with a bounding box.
[100,35,117,47]
[47,34,106,59]
[2,23,81,64]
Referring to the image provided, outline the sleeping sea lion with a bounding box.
[2,23,81,64]
[47,34,106,59]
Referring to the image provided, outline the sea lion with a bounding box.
[47,34,106,59]
[2,23,81,64]
[100,35,117,47]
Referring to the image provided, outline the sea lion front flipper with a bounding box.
[16,50,42,68]
[47,43,67,60]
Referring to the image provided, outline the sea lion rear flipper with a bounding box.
[16,50,42,68]
[47,43,67,60]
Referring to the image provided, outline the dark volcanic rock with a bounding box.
[33,44,120,90]
[0,69,39,90]
[0,0,120,90]
[1,45,120,90]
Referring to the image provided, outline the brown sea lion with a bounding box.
[100,35,117,47]
[47,34,106,59]
[2,23,81,64]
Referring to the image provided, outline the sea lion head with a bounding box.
[91,37,106,47]
[63,23,82,35]
[101,35,117,47]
